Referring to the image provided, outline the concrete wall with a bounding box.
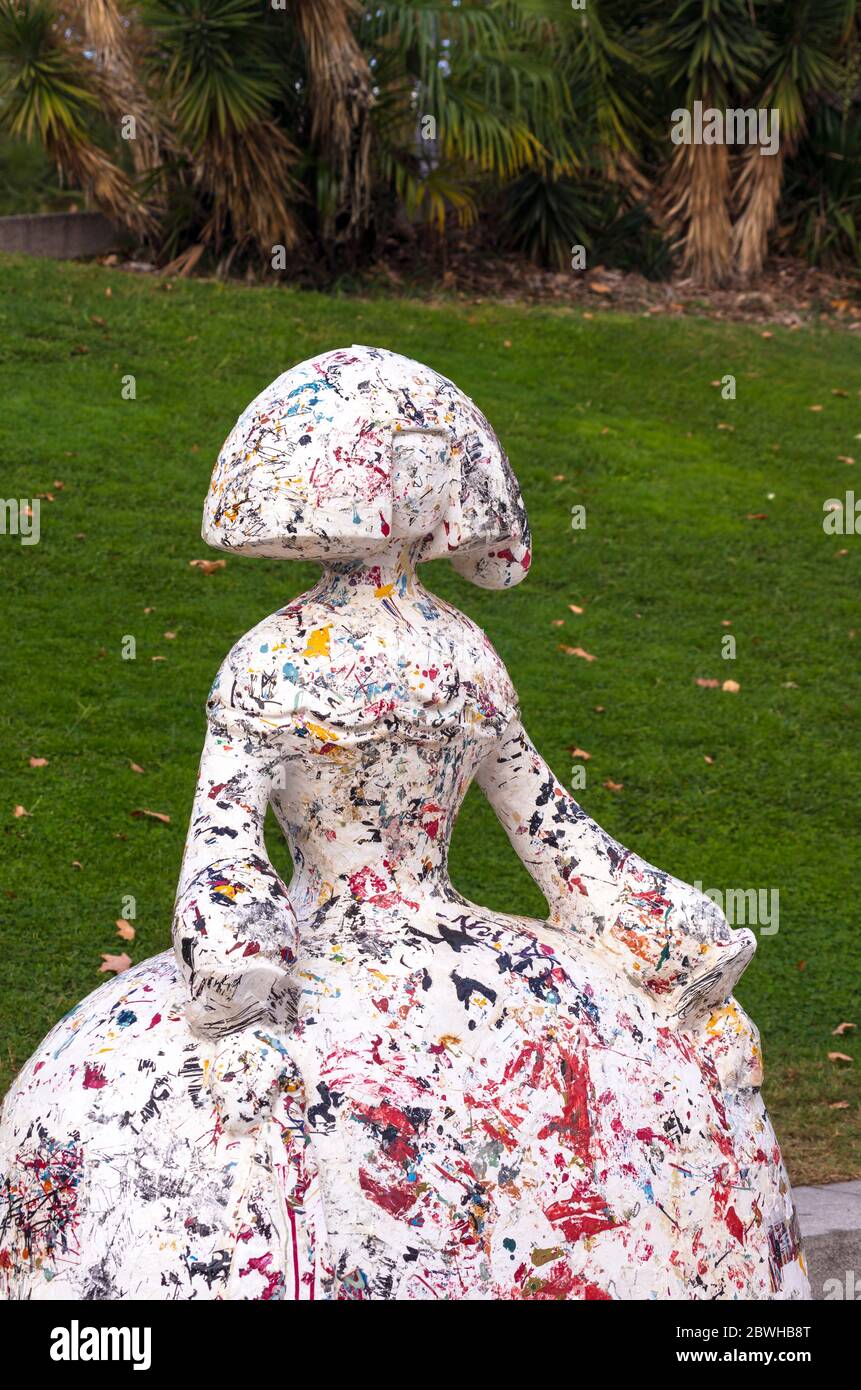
[0,212,119,259]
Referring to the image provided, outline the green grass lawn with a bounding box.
[1,254,859,1184]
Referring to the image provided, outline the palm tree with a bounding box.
[732,0,856,280]
[0,0,152,231]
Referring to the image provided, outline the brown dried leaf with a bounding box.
[827,1052,853,1064]
[129,761,145,774]
[131,808,171,824]
[29,757,49,767]
[568,748,592,761]
[116,919,136,941]
[832,1022,856,1036]
[98,953,131,974]
[189,559,226,575]
[603,779,624,793]
[696,678,720,689]
[12,805,30,818]
[568,604,584,615]
[559,645,597,662]
[722,680,741,693]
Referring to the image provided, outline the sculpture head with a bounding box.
[202,345,531,589]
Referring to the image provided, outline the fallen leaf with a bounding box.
[761,331,773,340]
[99,953,131,974]
[590,282,612,295]
[722,679,741,693]
[568,603,584,615]
[832,388,848,397]
[189,559,226,575]
[163,631,177,640]
[90,314,107,328]
[12,805,30,818]
[704,755,714,765]
[71,860,83,869]
[716,423,734,431]
[827,1052,853,1064]
[832,1022,856,1036]
[116,919,136,941]
[151,655,167,662]
[828,1101,850,1110]
[796,961,807,971]
[144,606,155,614]
[129,761,145,774]
[746,512,768,520]
[551,619,565,627]
[131,808,171,824]
[809,404,823,412]
[552,474,566,482]
[603,779,624,792]
[559,645,597,662]
[696,678,720,689]
[721,620,732,627]
[569,748,592,761]
[29,757,49,767]
[593,705,605,713]
[503,339,512,348]
[837,455,855,465]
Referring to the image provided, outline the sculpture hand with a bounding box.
[209,1028,297,1136]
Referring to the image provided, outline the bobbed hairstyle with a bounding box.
[202,345,531,589]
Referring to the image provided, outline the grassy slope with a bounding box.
[0,254,858,1183]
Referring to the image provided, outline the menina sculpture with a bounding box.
[0,346,808,1301]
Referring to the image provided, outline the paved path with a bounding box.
[795,1180,861,1300]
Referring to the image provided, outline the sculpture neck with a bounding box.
[317,545,424,606]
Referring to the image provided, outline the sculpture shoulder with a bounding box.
[207,597,519,745]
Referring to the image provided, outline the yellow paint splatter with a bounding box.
[303,626,330,658]
[305,721,338,743]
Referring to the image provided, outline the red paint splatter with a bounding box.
[544,1187,616,1242]
[359,1168,418,1218]
[239,1251,283,1300]
[725,1206,746,1245]
[83,1063,108,1089]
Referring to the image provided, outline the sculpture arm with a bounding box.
[172,696,298,1045]
[476,717,755,1026]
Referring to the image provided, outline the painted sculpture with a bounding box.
[0,346,808,1301]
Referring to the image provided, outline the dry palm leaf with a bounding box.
[293,0,374,234]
